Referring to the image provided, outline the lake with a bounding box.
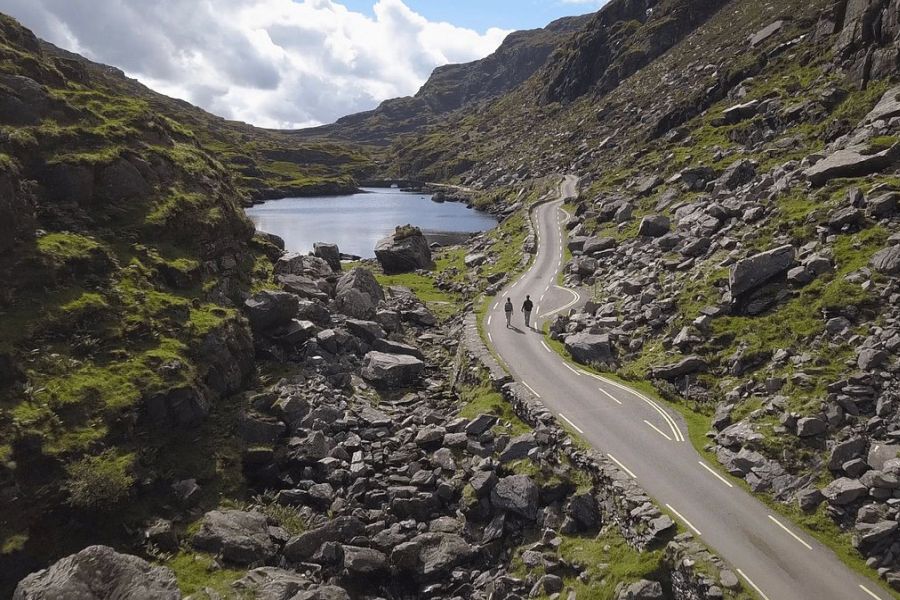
[245,188,497,258]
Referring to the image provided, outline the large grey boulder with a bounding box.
[564,332,613,365]
[390,532,475,580]
[375,226,434,274]
[283,517,366,561]
[232,567,308,600]
[822,477,868,505]
[615,579,664,600]
[14,545,180,600]
[334,268,384,319]
[491,474,539,520]
[871,245,900,275]
[244,291,299,332]
[863,85,900,124]
[638,215,670,237]
[828,437,867,471]
[361,351,425,388]
[341,546,388,575]
[615,580,663,600]
[729,245,795,297]
[275,253,334,279]
[292,587,351,600]
[582,236,617,255]
[313,242,342,272]
[192,510,276,565]
[804,144,900,186]
[650,355,707,380]
[715,159,756,190]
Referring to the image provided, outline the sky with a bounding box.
[0,0,606,129]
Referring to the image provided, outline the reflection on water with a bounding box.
[245,188,497,258]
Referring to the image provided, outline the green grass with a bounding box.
[458,380,531,436]
[36,232,108,266]
[510,529,670,600]
[64,449,135,509]
[163,551,244,596]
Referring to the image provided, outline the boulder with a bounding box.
[191,510,275,565]
[722,100,760,124]
[828,437,867,471]
[804,144,900,187]
[583,236,617,255]
[313,242,342,272]
[244,291,299,332]
[491,475,539,520]
[749,20,784,47]
[345,319,386,343]
[858,348,888,371]
[373,338,424,359]
[822,477,867,505]
[615,579,664,600]
[650,356,706,380]
[464,253,487,268]
[361,351,425,388]
[638,215,670,237]
[871,245,900,275]
[231,567,309,600]
[292,586,351,600]
[390,532,475,580]
[278,275,330,301]
[715,159,756,190]
[335,268,384,319]
[863,85,900,124]
[868,193,898,218]
[729,245,795,297]
[14,545,180,600]
[634,175,663,197]
[498,433,538,463]
[796,417,827,437]
[375,226,434,274]
[275,253,333,279]
[283,517,366,561]
[868,444,900,470]
[564,332,613,365]
[341,546,388,575]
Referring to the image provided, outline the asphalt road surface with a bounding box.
[484,175,891,600]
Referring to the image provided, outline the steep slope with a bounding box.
[39,43,375,202]
[389,0,900,592]
[0,13,275,586]
[301,14,592,146]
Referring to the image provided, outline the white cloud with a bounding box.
[1,0,510,128]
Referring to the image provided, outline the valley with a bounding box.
[1,0,900,599]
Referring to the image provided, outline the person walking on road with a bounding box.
[522,295,534,329]
[504,298,513,328]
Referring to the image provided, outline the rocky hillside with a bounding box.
[386,0,900,592]
[39,42,374,203]
[0,12,372,590]
[301,14,592,146]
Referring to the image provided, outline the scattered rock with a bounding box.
[13,546,180,600]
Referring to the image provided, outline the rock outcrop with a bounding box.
[374,226,434,274]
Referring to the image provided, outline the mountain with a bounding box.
[300,14,592,146]
[37,41,375,203]
[388,0,900,591]
[4,0,900,596]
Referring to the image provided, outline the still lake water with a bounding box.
[246,188,497,258]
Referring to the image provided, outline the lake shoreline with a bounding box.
[245,187,496,258]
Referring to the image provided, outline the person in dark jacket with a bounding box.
[504,298,513,327]
[522,295,533,328]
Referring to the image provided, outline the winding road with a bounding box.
[484,175,892,600]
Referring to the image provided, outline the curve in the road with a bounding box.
[483,175,894,600]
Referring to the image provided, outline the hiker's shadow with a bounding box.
[510,326,527,335]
